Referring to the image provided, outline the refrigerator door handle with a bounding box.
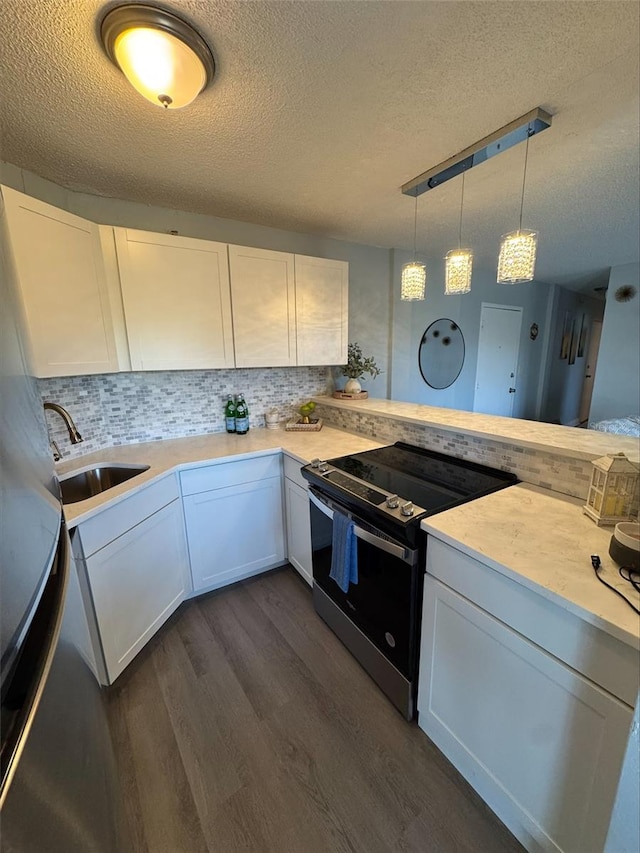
[0,523,70,808]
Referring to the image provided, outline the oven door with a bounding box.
[308,487,421,682]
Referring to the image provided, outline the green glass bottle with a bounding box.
[224,395,236,433]
[235,394,249,435]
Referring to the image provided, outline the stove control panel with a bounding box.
[304,463,426,523]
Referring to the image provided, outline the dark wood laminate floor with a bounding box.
[107,567,524,853]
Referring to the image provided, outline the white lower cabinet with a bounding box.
[80,490,190,685]
[181,456,286,593]
[418,538,635,853]
[283,454,313,585]
[284,478,313,585]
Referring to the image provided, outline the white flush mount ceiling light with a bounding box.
[100,4,215,109]
[497,125,537,284]
[445,171,472,295]
[401,194,426,301]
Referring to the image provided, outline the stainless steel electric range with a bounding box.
[301,442,517,720]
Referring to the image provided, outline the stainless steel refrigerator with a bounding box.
[0,187,126,850]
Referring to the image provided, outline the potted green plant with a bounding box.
[341,342,381,395]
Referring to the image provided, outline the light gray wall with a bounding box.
[590,262,640,423]
[540,287,604,425]
[390,249,552,418]
[0,160,392,398]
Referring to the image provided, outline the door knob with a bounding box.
[508,387,516,393]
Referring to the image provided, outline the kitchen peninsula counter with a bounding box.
[57,425,384,528]
[419,484,639,853]
[313,395,640,462]
[422,483,640,649]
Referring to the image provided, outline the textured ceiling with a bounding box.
[0,1,638,289]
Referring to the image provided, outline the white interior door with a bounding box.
[474,304,522,417]
[579,319,602,424]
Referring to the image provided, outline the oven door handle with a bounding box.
[308,488,335,519]
[308,489,414,564]
[351,526,410,562]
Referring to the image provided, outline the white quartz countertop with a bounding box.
[314,396,640,462]
[58,420,639,648]
[422,483,640,648]
[58,426,383,528]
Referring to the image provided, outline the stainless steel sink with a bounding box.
[60,464,150,505]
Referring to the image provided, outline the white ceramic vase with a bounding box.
[344,377,362,395]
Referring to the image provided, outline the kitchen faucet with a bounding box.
[43,402,83,460]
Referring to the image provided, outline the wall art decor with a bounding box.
[560,311,572,360]
[568,318,578,365]
[577,314,587,358]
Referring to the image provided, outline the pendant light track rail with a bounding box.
[401,107,552,197]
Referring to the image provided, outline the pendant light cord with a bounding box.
[458,171,466,249]
[413,193,418,260]
[519,126,532,231]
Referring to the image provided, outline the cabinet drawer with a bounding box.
[283,453,308,490]
[78,474,179,557]
[426,536,639,706]
[180,454,281,496]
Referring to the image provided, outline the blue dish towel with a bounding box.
[329,511,358,593]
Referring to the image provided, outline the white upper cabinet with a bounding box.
[114,228,234,371]
[228,245,296,368]
[3,185,349,374]
[2,186,124,377]
[294,255,348,365]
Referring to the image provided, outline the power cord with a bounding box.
[591,555,640,615]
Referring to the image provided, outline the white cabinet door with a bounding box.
[184,477,285,592]
[2,186,123,377]
[284,477,313,585]
[85,499,190,684]
[295,255,348,365]
[228,245,296,367]
[114,228,234,370]
[418,574,633,853]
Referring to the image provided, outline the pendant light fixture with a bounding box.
[401,194,426,301]
[497,125,538,284]
[444,171,473,295]
[100,4,215,110]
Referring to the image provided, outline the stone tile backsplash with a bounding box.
[41,367,329,461]
[40,369,595,501]
[314,403,594,500]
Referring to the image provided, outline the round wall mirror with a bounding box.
[418,319,465,389]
